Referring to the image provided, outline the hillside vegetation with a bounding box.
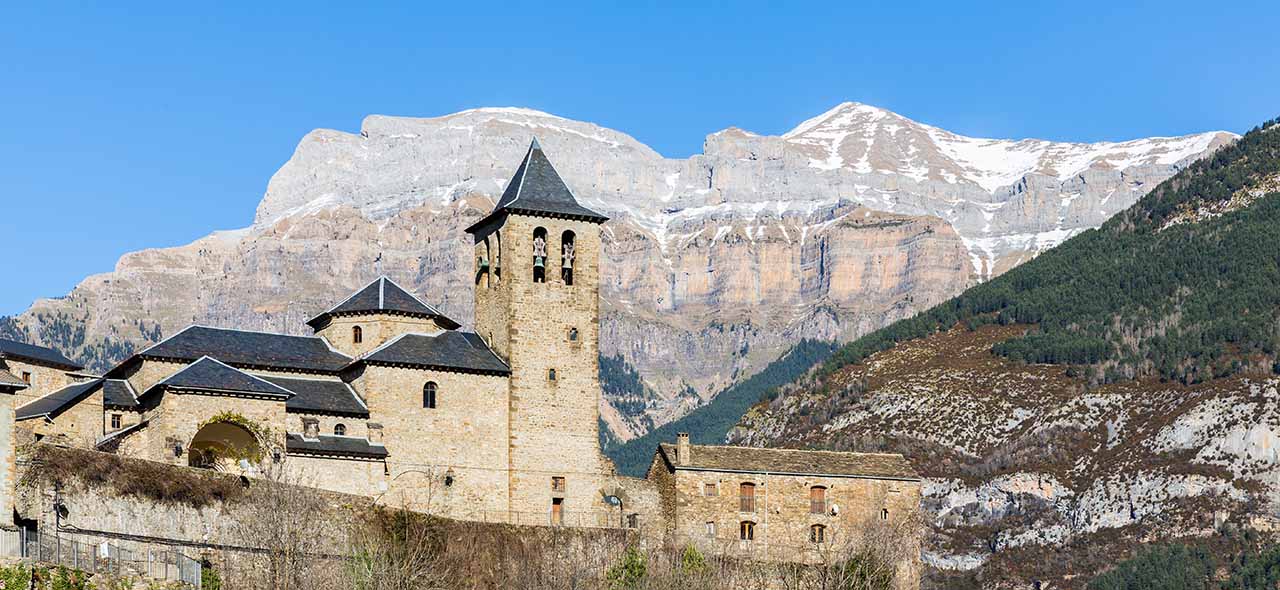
[605,340,837,476]
[819,117,1280,385]
[730,115,1280,590]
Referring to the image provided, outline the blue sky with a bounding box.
[1,1,1277,315]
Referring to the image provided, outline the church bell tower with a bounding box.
[465,138,613,519]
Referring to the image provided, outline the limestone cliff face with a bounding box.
[5,105,1230,441]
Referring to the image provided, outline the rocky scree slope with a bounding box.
[2,105,1231,442]
[730,117,1280,588]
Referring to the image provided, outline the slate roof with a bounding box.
[466,139,608,233]
[657,443,920,481]
[135,326,351,373]
[361,332,510,375]
[102,379,139,408]
[151,357,295,399]
[16,379,104,421]
[260,375,369,417]
[0,370,28,390]
[306,277,461,331]
[0,338,82,371]
[286,433,388,459]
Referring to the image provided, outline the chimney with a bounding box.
[676,433,691,466]
[303,418,319,440]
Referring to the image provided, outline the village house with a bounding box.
[4,140,921,572]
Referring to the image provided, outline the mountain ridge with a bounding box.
[2,103,1232,443]
[729,116,1280,588]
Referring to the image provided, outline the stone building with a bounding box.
[648,433,921,584]
[12,140,647,528]
[7,141,920,575]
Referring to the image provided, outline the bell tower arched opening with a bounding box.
[532,227,548,283]
[561,230,576,285]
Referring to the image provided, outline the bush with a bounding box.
[606,545,648,590]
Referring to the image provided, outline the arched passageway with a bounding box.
[188,421,261,470]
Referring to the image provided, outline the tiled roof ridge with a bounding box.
[0,337,84,370]
[677,442,910,459]
[159,356,296,398]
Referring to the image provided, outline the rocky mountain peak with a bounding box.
[7,103,1234,443]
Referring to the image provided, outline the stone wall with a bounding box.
[102,406,142,436]
[317,314,448,357]
[286,410,368,439]
[121,358,185,399]
[0,392,13,528]
[13,444,637,588]
[285,454,386,497]
[18,387,104,449]
[358,363,510,517]
[3,359,72,406]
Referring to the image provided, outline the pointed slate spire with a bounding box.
[468,138,608,233]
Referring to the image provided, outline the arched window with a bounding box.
[560,230,576,285]
[352,325,363,344]
[423,382,437,409]
[568,327,578,342]
[334,423,346,436]
[810,486,827,514]
[532,227,548,283]
[478,238,492,288]
[810,524,826,544]
[494,231,502,281]
[548,368,557,381]
[739,521,755,541]
[739,483,756,512]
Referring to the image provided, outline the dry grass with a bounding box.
[21,444,248,508]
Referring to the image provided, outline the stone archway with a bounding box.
[188,421,261,471]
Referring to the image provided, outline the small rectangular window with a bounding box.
[739,521,754,541]
[705,521,716,537]
[110,414,121,430]
[703,483,717,497]
[739,483,755,513]
[810,486,827,514]
[551,476,566,493]
[21,372,31,384]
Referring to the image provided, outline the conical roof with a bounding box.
[467,139,607,233]
[306,277,460,330]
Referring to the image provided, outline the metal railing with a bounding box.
[0,529,201,587]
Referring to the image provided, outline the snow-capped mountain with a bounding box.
[6,104,1232,440]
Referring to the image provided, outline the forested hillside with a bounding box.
[732,115,1280,590]
[819,116,1280,386]
[605,340,837,476]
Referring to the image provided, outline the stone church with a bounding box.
[3,140,920,571]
